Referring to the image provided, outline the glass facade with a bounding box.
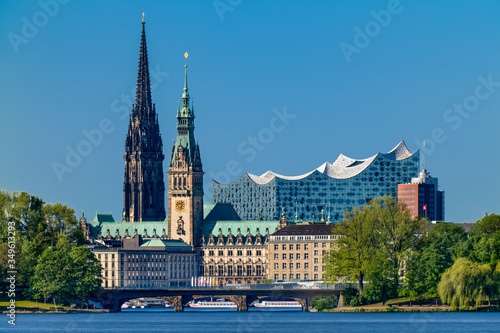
[212,144,420,222]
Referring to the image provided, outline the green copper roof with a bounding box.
[87,220,168,239]
[92,213,115,223]
[141,239,191,248]
[203,203,241,221]
[201,220,279,237]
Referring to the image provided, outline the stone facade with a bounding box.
[267,223,337,281]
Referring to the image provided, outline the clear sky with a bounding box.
[1,0,499,223]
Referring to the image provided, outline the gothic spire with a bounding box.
[134,18,152,115]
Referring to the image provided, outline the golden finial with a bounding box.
[184,52,188,68]
[142,12,145,23]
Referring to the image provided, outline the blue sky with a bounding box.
[1,0,499,223]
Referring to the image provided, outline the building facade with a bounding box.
[123,19,166,222]
[212,141,420,222]
[398,168,445,221]
[267,223,336,282]
[92,236,197,288]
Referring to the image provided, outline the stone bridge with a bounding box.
[94,286,343,312]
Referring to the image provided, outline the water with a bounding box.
[2,310,499,333]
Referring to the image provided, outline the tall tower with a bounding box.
[167,53,204,246]
[123,18,166,222]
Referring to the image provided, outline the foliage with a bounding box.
[312,295,338,311]
[324,206,378,294]
[438,257,496,310]
[340,285,359,306]
[403,223,467,298]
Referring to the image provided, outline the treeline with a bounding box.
[325,196,500,310]
[0,191,102,306]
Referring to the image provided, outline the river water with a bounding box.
[2,309,499,332]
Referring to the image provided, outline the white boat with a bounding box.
[187,298,237,309]
[253,300,302,308]
[121,302,132,309]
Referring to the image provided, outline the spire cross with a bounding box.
[142,12,145,23]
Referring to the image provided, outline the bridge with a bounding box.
[95,284,344,312]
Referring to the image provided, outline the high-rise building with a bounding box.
[167,56,204,246]
[398,168,445,221]
[212,141,420,222]
[123,19,166,222]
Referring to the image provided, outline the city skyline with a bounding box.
[1,1,500,223]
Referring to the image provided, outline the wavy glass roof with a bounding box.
[247,140,415,185]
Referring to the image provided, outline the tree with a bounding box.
[43,202,78,246]
[371,196,427,295]
[312,295,338,311]
[438,257,493,309]
[68,246,103,304]
[404,223,467,298]
[324,206,378,294]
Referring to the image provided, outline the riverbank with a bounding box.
[0,300,109,314]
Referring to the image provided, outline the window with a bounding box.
[296,253,300,260]
[228,250,233,256]
[227,266,233,276]
[304,244,309,250]
[105,254,108,259]
[314,258,318,264]
[237,250,242,256]
[282,263,287,269]
[314,266,318,272]
[282,244,286,250]
[314,250,318,256]
[246,265,252,276]
[218,250,223,256]
[208,266,214,276]
[275,274,279,280]
[296,263,300,269]
[289,274,293,279]
[112,254,115,259]
[305,263,309,269]
[290,263,293,269]
[274,244,278,250]
[289,244,293,250]
[322,266,326,272]
[304,253,309,259]
[200,251,204,256]
[283,274,287,280]
[314,243,318,248]
[322,243,326,248]
[209,250,214,256]
[322,250,326,255]
[218,266,224,276]
[296,274,300,280]
[314,274,318,280]
[296,244,300,250]
[256,250,261,256]
[304,274,309,280]
[274,263,279,269]
[289,253,293,260]
[98,254,101,259]
[237,265,243,276]
[275,254,279,260]
[256,265,262,276]
[247,250,252,256]
[282,253,286,260]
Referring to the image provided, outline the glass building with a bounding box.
[212,141,420,222]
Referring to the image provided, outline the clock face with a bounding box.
[175,200,185,212]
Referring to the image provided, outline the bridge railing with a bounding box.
[105,284,346,291]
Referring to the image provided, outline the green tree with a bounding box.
[43,202,78,246]
[371,196,427,296]
[312,295,338,311]
[404,223,467,298]
[324,206,377,294]
[31,237,72,303]
[68,246,103,304]
[438,257,493,309]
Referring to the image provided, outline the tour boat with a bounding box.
[253,300,302,308]
[121,302,133,309]
[144,300,171,308]
[187,298,237,309]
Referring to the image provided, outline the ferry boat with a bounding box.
[253,300,302,308]
[186,298,237,309]
[121,302,133,309]
[144,300,172,308]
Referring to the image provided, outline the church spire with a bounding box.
[134,17,152,115]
